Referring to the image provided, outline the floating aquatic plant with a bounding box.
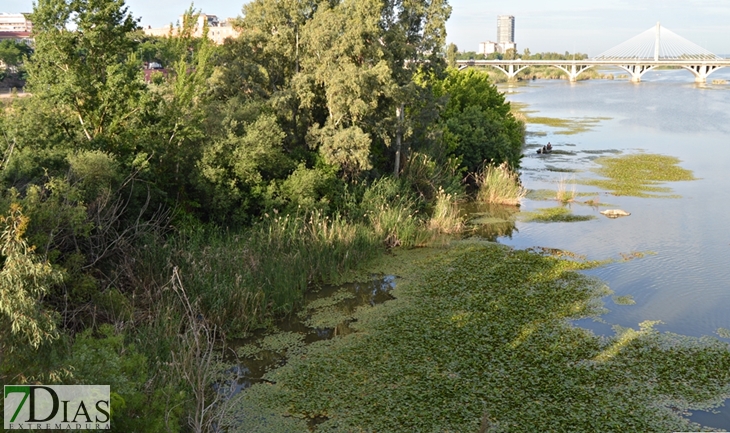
[223,244,730,432]
[582,153,696,197]
[521,206,596,223]
[612,295,637,305]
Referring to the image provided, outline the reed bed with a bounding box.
[475,162,527,206]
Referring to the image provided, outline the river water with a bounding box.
[496,68,730,428]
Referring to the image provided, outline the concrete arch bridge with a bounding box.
[457,23,730,83]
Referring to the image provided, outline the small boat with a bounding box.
[537,145,551,154]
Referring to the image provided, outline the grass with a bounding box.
[427,188,465,234]
[133,178,466,337]
[224,243,730,432]
[521,206,596,223]
[582,153,696,197]
[135,212,385,336]
[556,175,577,203]
[475,163,527,206]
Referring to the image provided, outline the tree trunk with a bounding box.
[393,103,404,178]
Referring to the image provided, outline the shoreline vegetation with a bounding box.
[1,2,728,432]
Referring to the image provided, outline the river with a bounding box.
[497,67,730,428]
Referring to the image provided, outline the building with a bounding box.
[0,13,33,44]
[144,13,239,45]
[478,15,516,55]
[497,15,514,45]
[0,13,32,32]
[479,41,497,55]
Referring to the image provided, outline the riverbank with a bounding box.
[223,241,730,432]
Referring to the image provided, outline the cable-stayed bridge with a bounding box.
[456,23,730,83]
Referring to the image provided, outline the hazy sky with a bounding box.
[4,0,730,56]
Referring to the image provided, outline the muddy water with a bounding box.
[485,67,730,428]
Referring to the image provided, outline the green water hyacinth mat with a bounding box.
[223,243,730,433]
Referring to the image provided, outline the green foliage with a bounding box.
[27,0,145,148]
[433,68,524,172]
[277,164,339,213]
[475,162,527,205]
[229,244,730,432]
[359,178,428,247]
[69,324,181,431]
[0,204,63,350]
[0,40,32,70]
[427,188,464,234]
[401,152,463,199]
[137,212,385,336]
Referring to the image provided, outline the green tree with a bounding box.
[446,43,458,68]
[0,40,32,71]
[27,0,145,152]
[432,68,524,172]
[522,47,531,60]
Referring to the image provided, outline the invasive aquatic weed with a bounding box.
[521,206,595,223]
[237,331,306,360]
[612,295,637,305]
[582,153,696,197]
[525,116,610,135]
[223,244,730,432]
[545,165,579,173]
[526,189,558,201]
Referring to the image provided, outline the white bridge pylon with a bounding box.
[456,23,730,83]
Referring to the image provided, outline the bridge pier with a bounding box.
[684,65,721,84]
[619,64,655,83]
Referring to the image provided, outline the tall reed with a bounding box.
[428,188,464,234]
[556,175,577,203]
[475,162,526,206]
[134,212,383,336]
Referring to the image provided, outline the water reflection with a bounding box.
[227,275,397,394]
[462,202,519,240]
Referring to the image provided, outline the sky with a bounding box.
[4,0,730,56]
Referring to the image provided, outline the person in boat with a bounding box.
[546,142,552,152]
[537,145,547,154]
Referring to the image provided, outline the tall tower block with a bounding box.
[497,15,515,44]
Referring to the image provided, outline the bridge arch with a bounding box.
[551,64,595,82]
[615,64,657,82]
[681,65,724,83]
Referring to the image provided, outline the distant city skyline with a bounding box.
[448,0,730,56]
[4,0,730,55]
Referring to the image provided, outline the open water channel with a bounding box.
[496,67,730,429]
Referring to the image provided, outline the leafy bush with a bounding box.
[432,68,525,172]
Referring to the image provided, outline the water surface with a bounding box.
[498,68,730,428]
